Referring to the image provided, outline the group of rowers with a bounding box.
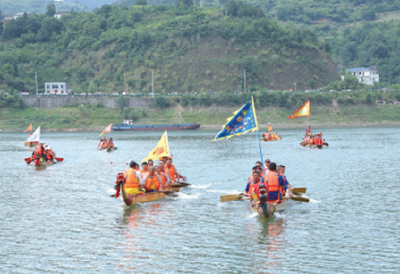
[98,137,115,150]
[303,131,323,146]
[122,155,184,195]
[31,143,56,163]
[261,132,280,141]
[244,159,293,205]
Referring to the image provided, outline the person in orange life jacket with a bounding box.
[157,160,171,188]
[262,162,286,203]
[165,158,179,183]
[140,162,149,180]
[98,137,106,149]
[264,159,271,175]
[245,169,262,196]
[247,165,263,185]
[277,165,293,197]
[143,167,162,193]
[124,161,144,195]
[33,143,46,160]
[255,161,265,176]
[148,159,154,168]
[45,146,56,163]
[108,138,114,148]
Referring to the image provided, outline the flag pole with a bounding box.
[252,96,264,164]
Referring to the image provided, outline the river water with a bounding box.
[0,127,399,273]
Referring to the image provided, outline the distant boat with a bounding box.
[112,121,201,131]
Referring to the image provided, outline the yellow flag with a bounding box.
[288,100,311,119]
[268,124,272,132]
[100,124,112,136]
[142,131,170,162]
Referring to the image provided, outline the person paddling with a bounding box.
[140,162,149,180]
[165,158,179,183]
[263,162,286,204]
[264,159,271,175]
[245,169,261,196]
[123,161,144,195]
[157,160,171,190]
[143,167,162,193]
[277,165,293,197]
[46,146,56,163]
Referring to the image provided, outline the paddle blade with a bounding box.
[55,157,64,162]
[220,194,244,202]
[292,187,306,193]
[24,157,31,163]
[290,196,310,203]
[162,191,174,195]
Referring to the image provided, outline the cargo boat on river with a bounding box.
[112,120,201,131]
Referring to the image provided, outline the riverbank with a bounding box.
[0,104,399,132]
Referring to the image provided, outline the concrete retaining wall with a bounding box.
[22,97,154,109]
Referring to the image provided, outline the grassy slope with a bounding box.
[1,104,399,131]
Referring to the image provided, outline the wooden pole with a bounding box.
[152,70,154,94]
[35,71,38,95]
[244,69,246,92]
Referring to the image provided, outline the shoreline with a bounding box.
[1,122,400,133]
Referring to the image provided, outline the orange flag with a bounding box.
[268,124,272,132]
[24,124,32,132]
[100,124,112,136]
[288,100,311,119]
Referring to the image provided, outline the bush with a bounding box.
[154,96,171,108]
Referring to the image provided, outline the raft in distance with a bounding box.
[112,120,201,131]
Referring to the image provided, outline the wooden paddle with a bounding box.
[292,187,306,193]
[110,190,174,198]
[290,196,310,203]
[55,157,64,162]
[24,157,33,164]
[170,182,190,188]
[220,193,244,202]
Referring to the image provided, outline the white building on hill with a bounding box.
[44,82,71,94]
[346,65,379,85]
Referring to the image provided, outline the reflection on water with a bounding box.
[1,128,400,273]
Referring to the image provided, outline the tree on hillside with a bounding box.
[362,9,376,21]
[177,0,193,8]
[0,8,4,20]
[46,4,56,17]
[136,0,147,5]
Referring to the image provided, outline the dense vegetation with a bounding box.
[0,2,335,95]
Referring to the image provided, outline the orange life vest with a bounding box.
[34,145,43,158]
[140,169,149,179]
[166,165,176,182]
[280,174,287,196]
[124,169,139,189]
[46,150,55,160]
[157,171,168,187]
[101,141,108,149]
[248,180,260,195]
[108,141,114,148]
[265,172,282,203]
[145,175,160,191]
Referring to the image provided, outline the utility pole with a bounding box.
[35,71,38,95]
[226,4,227,16]
[151,70,154,94]
[221,4,223,18]
[200,0,202,8]
[244,69,246,92]
[294,82,297,91]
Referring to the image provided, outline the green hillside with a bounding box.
[0,3,335,94]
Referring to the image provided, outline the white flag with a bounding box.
[27,126,40,142]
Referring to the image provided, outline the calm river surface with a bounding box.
[1,127,399,273]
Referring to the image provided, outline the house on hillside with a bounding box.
[2,12,36,27]
[44,82,71,95]
[54,11,70,19]
[345,65,379,85]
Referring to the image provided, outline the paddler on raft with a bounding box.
[156,160,171,190]
[277,165,293,198]
[124,161,145,195]
[98,137,108,150]
[45,146,56,163]
[142,167,162,193]
[262,163,287,204]
[140,162,149,180]
[159,154,186,182]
